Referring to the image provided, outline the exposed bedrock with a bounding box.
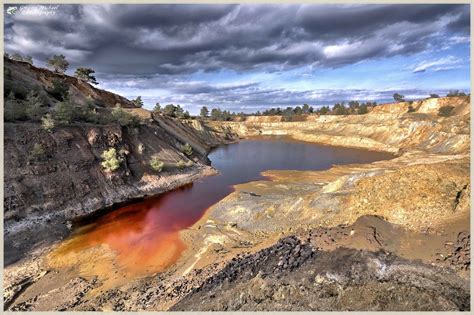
[208,96,470,155]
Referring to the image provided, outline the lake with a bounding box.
[50,136,394,278]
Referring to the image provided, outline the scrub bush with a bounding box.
[101,148,123,172]
[150,155,164,172]
[438,105,455,117]
[182,143,193,156]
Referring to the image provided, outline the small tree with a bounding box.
[78,101,98,123]
[74,67,98,85]
[54,99,74,124]
[447,90,467,97]
[210,108,222,120]
[438,105,455,117]
[149,155,164,172]
[23,55,33,64]
[10,53,33,64]
[153,103,161,113]
[393,93,405,102]
[25,91,45,121]
[357,104,368,115]
[47,54,69,73]
[163,104,177,117]
[200,106,209,118]
[183,111,190,119]
[182,143,193,156]
[101,148,122,172]
[429,93,440,98]
[175,105,185,118]
[29,143,46,161]
[41,114,55,132]
[332,103,349,115]
[10,53,24,62]
[132,96,144,108]
[112,105,140,127]
[318,106,330,115]
[302,104,310,114]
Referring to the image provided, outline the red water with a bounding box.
[52,136,394,277]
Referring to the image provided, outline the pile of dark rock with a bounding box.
[195,236,316,293]
[442,232,470,271]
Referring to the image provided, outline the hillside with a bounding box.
[3,59,238,266]
[4,58,136,108]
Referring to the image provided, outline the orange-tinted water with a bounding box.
[50,136,394,280]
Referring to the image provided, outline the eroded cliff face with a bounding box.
[206,96,470,155]
[4,116,243,261]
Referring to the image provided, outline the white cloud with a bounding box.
[412,56,462,73]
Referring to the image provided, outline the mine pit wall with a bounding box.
[208,96,470,155]
[179,97,470,277]
[152,115,239,156]
[3,118,237,236]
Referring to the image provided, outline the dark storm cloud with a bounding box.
[4,4,470,75]
[111,4,236,29]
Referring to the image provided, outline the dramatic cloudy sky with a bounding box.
[4,3,471,113]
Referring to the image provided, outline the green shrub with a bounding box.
[25,91,46,121]
[357,105,368,115]
[100,148,123,172]
[41,114,55,132]
[176,160,187,170]
[182,143,193,156]
[150,156,164,172]
[11,53,32,64]
[5,66,12,79]
[29,143,46,161]
[96,114,115,125]
[4,91,27,121]
[112,105,140,127]
[446,90,466,97]
[438,105,455,117]
[74,101,99,123]
[4,79,30,100]
[54,99,74,124]
[48,79,69,101]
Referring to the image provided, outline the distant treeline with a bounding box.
[194,91,470,121]
[196,101,377,121]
